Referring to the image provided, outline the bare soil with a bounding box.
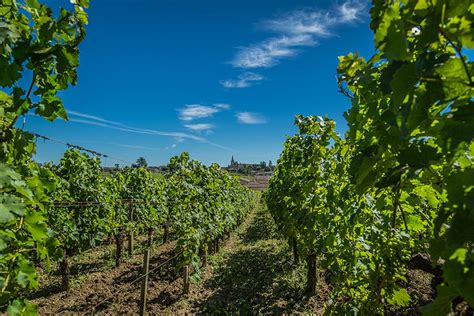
[31,208,326,314]
[31,235,180,314]
[31,207,439,315]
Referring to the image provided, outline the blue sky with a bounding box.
[28,0,374,167]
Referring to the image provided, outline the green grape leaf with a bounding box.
[7,299,37,316]
[390,63,418,105]
[0,204,16,224]
[16,258,38,288]
[435,58,472,100]
[407,215,425,232]
[388,288,411,307]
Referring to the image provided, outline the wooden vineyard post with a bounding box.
[200,245,208,267]
[128,203,134,256]
[214,238,219,253]
[147,228,154,248]
[183,265,190,294]
[60,249,70,292]
[115,226,125,267]
[139,250,150,316]
[292,237,299,264]
[305,251,318,296]
[163,220,169,244]
[208,240,214,255]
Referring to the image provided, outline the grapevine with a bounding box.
[267,0,473,313]
[1,2,257,312]
[0,0,89,313]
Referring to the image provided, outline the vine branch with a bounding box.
[8,73,36,130]
[438,27,473,86]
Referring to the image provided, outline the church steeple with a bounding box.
[231,155,235,166]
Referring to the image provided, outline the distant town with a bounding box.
[100,156,274,191]
[103,156,275,177]
[224,156,275,176]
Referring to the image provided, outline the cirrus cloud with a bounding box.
[236,112,267,125]
[229,1,365,70]
[231,34,316,69]
[184,123,215,131]
[178,104,221,121]
[178,104,231,121]
[64,109,235,152]
[220,72,265,88]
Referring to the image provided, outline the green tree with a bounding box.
[133,157,148,168]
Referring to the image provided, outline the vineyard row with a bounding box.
[266,0,474,314]
[2,148,258,313]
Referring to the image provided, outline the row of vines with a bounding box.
[0,1,258,314]
[266,0,473,314]
[4,145,257,314]
[46,149,256,296]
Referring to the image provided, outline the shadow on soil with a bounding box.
[240,210,280,243]
[30,238,179,312]
[30,259,113,300]
[194,210,310,314]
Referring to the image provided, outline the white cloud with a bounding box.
[67,110,209,143]
[231,35,315,69]
[236,112,267,124]
[73,140,166,151]
[184,123,215,131]
[214,103,231,109]
[174,137,185,143]
[262,11,332,36]
[228,1,365,69]
[65,110,236,152]
[178,104,230,121]
[69,117,206,141]
[220,72,264,88]
[178,104,220,121]
[338,1,364,22]
[67,110,124,126]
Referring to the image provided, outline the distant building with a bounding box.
[224,156,274,175]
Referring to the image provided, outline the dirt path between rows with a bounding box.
[32,207,323,314]
[169,207,324,314]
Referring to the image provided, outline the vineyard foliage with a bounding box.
[37,148,256,296]
[111,166,166,236]
[168,153,257,274]
[1,146,257,312]
[48,150,108,255]
[267,0,473,314]
[0,1,257,313]
[1,0,89,313]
